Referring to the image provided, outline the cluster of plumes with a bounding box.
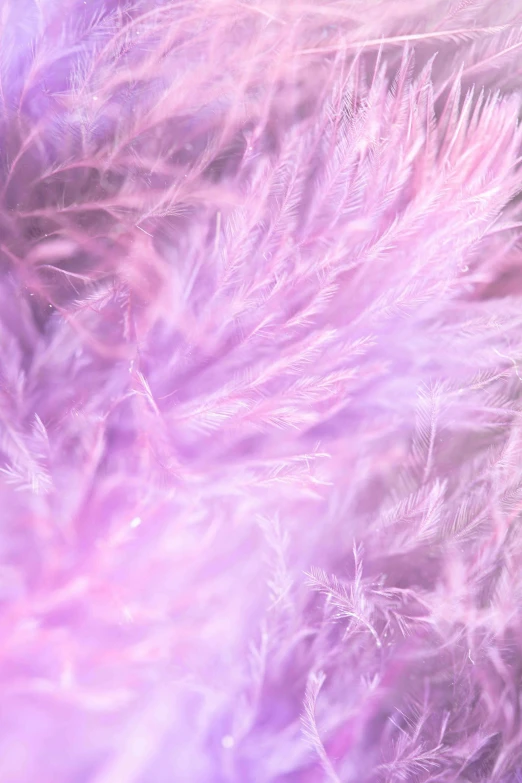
[4,1,522,781]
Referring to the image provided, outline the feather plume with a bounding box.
[2,1,522,782]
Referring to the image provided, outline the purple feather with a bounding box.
[1,2,522,781]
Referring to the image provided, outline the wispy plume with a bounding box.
[1,1,522,782]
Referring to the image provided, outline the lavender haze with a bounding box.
[2,1,522,781]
